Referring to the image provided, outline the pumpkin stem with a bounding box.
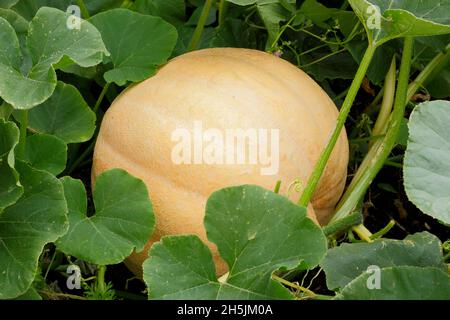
[298,42,378,207]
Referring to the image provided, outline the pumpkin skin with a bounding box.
[92,48,349,276]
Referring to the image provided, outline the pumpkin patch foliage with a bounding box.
[0,0,449,301]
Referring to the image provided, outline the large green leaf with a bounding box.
[336,266,450,300]
[89,9,178,86]
[0,161,68,299]
[321,232,447,290]
[404,100,450,225]
[0,119,22,212]
[26,82,96,144]
[56,169,155,265]
[348,0,450,46]
[143,185,327,300]
[21,133,67,175]
[0,7,108,110]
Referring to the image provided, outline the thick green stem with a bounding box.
[370,57,396,146]
[298,43,377,207]
[76,0,90,19]
[218,0,229,27]
[322,211,362,237]
[16,110,28,158]
[97,265,106,294]
[350,57,396,186]
[187,0,213,52]
[330,37,414,224]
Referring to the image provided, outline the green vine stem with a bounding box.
[370,57,396,147]
[322,211,362,237]
[187,0,213,52]
[330,37,414,224]
[93,82,110,114]
[347,44,449,200]
[16,110,28,158]
[370,219,396,240]
[96,265,107,294]
[298,43,377,207]
[272,274,316,298]
[218,0,228,28]
[76,0,90,19]
[348,57,396,188]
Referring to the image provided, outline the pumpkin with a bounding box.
[92,48,349,276]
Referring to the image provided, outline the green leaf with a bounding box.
[404,100,450,225]
[257,2,291,50]
[21,134,67,175]
[89,9,178,86]
[144,235,221,299]
[0,161,68,299]
[348,0,450,46]
[298,0,338,28]
[56,169,155,265]
[0,119,22,212]
[132,0,186,26]
[321,232,447,290]
[0,8,28,34]
[144,185,327,300]
[26,82,96,144]
[0,7,108,110]
[336,266,450,300]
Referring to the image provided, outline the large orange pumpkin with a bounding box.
[92,48,349,276]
